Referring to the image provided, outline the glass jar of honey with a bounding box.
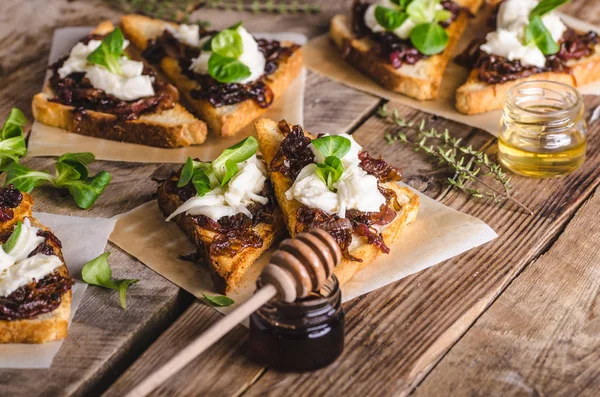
[249,275,344,371]
[498,80,587,178]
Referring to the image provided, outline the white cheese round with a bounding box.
[364,0,441,40]
[0,218,63,297]
[189,26,266,84]
[166,155,269,222]
[165,23,201,47]
[286,134,387,218]
[481,0,567,68]
[57,38,155,101]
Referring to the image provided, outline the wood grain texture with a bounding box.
[0,0,379,396]
[413,188,600,397]
[103,301,265,397]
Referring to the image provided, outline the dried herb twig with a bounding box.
[109,0,319,23]
[378,105,533,215]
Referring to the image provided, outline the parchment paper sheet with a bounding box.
[0,214,116,369]
[303,12,600,136]
[109,185,497,318]
[27,28,307,163]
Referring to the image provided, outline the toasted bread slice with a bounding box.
[157,172,285,295]
[121,14,304,137]
[455,44,600,114]
[255,118,419,285]
[0,193,72,344]
[32,20,208,148]
[329,0,483,101]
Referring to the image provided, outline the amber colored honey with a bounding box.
[498,104,587,178]
[498,134,586,178]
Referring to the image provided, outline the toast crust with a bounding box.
[329,0,483,101]
[0,194,72,344]
[32,20,208,148]
[121,14,304,137]
[455,45,600,114]
[254,118,419,286]
[157,178,285,295]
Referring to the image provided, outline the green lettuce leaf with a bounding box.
[82,252,139,309]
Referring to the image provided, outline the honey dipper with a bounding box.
[123,229,342,397]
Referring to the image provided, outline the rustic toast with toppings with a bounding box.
[0,187,73,344]
[32,21,208,148]
[330,0,482,100]
[255,118,419,285]
[455,2,600,114]
[120,14,303,137]
[157,161,284,295]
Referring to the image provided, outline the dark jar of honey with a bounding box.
[248,275,344,371]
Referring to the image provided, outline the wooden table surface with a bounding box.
[1,0,600,396]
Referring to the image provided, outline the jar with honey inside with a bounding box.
[498,80,587,178]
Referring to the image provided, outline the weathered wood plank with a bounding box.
[0,0,379,396]
[103,302,265,397]
[413,188,600,397]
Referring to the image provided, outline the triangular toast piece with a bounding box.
[255,118,419,286]
[157,162,284,295]
[32,21,207,148]
[455,5,600,114]
[121,14,303,137]
[0,188,73,344]
[329,0,483,100]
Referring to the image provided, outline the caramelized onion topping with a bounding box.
[0,229,71,321]
[272,122,404,261]
[48,35,177,120]
[143,30,299,108]
[0,185,22,222]
[458,27,599,85]
[0,271,73,321]
[351,0,462,68]
[165,167,276,258]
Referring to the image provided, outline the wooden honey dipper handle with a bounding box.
[121,229,341,397]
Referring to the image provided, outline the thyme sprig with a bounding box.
[378,105,533,215]
[110,0,319,23]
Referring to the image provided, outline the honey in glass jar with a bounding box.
[498,80,587,178]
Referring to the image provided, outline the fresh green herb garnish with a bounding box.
[375,6,409,31]
[2,221,22,254]
[82,252,139,309]
[87,28,126,75]
[178,136,258,195]
[311,135,351,192]
[5,152,111,209]
[410,22,449,55]
[208,53,251,83]
[525,15,560,55]
[392,0,414,7]
[530,0,568,19]
[524,0,568,56]
[204,22,253,83]
[394,0,450,55]
[316,156,345,191]
[311,135,351,158]
[406,0,439,24]
[211,25,244,58]
[202,293,234,307]
[0,108,27,170]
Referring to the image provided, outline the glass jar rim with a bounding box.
[506,80,582,117]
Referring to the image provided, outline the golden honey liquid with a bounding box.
[498,105,587,178]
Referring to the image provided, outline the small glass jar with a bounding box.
[249,276,344,371]
[498,80,587,178]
